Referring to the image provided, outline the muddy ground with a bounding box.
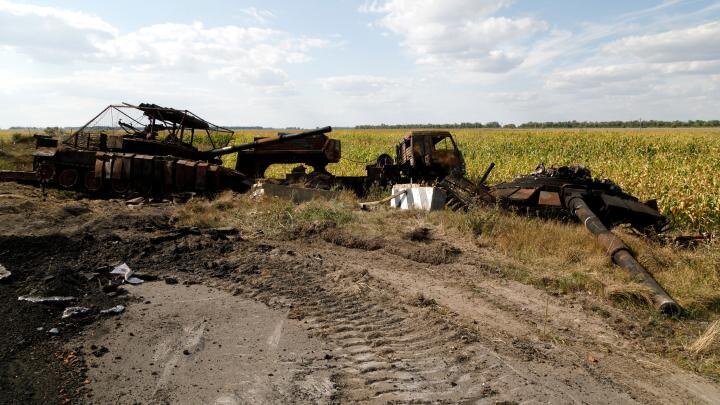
[1,182,719,404]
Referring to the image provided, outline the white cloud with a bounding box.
[0,0,116,34]
[99,22,327,78]
[319,75,399,96]
[605,21,720,63]
[239,7,276,24]
[0,0,116,62]
[546,20,720,95]
[0,1,327,89]
[364,0,547,73]
[546,64,647,90]
[209,66,290,90]
[488,91,538,103]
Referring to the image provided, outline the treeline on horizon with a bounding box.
[7,120,720,131]
[355,120,720,129]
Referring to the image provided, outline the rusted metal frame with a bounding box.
[178,110,187,142]
[565,194,681,315]
[123,102,234,134]
[68,105,112,147]
[206,128,216,149]
[113,106,146,128]
[184,109,234,134]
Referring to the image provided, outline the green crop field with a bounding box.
[3,127,719,232]
[229,127,720,232]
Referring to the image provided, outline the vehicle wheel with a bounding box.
[111,179,129,194]
[36,162,55,185]
[84,171,103,192]
[376,153,393,168]
[57,168,79,188]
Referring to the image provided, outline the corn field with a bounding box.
[233,128,720,232]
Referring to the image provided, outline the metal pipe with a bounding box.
[566,196,681,315]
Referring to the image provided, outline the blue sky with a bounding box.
[0,0,719,127]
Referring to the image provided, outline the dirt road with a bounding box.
[0,183,719,404]
[83,283,332,404]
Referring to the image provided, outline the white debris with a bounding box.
[61,306,91,319]
[100,305,125,315]
[390,184,447,211]
[110,263,144,285]
[0,264,10,281]
[18,296,76,303]
[48,328,59,335]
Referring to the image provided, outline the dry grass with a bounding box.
[689,320,720,355]
[0,132,34,171]
[604,283,654,308]
[172,191,357,238]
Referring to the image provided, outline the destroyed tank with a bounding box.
[489,164,680,315]
[2,103,334,196]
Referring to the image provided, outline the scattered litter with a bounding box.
[48,328,59,335]
[110,263,144,285]
[100,305,125,315]
[36,327,43,331]
[389,184,446,211]
[164,276,178,285]
[126,197,145,205]
[18,295,76,303]
[0,264,10,281]
[61,306,91,319]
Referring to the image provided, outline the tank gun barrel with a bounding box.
[565,195,681,315]
[205,126,332,158]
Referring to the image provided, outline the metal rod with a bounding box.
[479,162,495,185]
[566,196,681,315]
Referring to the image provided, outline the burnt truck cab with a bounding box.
[364,130,468,187]
[396,130,466,181]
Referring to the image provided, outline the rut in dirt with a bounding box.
[221,242,638,404]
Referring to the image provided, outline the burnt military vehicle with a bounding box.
[2,103,336,195]
[364,130,494,207]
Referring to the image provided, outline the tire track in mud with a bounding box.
[222,245,637,404]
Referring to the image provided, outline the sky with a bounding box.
[0,0,719,127]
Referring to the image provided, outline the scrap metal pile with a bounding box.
[0,102,681,314]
